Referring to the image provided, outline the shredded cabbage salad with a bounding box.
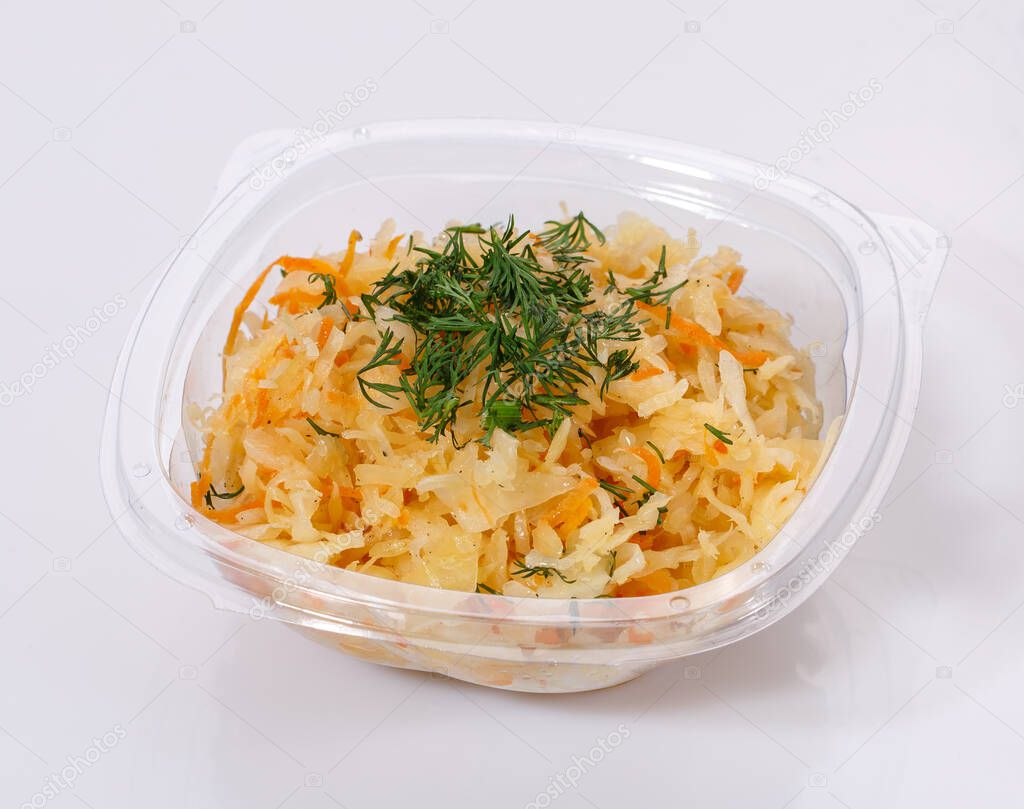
[190,212,836,598]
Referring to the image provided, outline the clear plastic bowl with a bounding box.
[101,120,946,692]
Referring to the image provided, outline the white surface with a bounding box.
[1,1,1022,807]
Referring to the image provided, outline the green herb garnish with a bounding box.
[631,474,660,507]
[631,475,658,495]
[622,246,688,309]
[203,483,244,509]
[306,417,339,437]
[511,558,577,584]
[704,423,733,445]
[309,272,338,308]
[355,328,405,408]
[645,440,666,464]
[355,213,676,445]
[540,211,605,252]
[476,582,499,595]
[598,480,633,500]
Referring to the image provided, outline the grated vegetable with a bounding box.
[191,212,837,598]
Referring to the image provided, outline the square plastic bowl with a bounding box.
[101,120,946,692]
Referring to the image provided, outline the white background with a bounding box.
[2,1,1023,807]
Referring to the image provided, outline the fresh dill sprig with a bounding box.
[645,440,666,463]
[600,347,639,397]
[476,582,500,595]
[631,474,658,495]
[203,483,244,509]
[631,474,660,507]
[353,213,685,445]
[608,246,687,330]
[598,480,633,500]
[306,417,339,437]
[309,272,338,308]
[356,214,646,444]
[622,246,688,311]
[511,558,577,584]
[538,212,605,250]
[355,328,405,408]
[704,423,733,445]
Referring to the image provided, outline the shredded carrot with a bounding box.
[616,569,676,597]
[714,439,728,454]
[275,255,355,298]
[629,446,661,487]
[635,302,767,366]
[336,485,362,501]
[190,473,212,510]
[268,289,330,312]
[220,394,242,424]
[675,318,725,352]
[628,626,655,644]
[535,627,565,645]
[316,317,335,351]
[559,498,593,539]
[675,318,770,368]
[733,347,771,367]
[224,259,277,362]
[545,478,599,529]
[276,255,338,277]
[251,389,270,427]
[384,233,405,259]
[333,350,351,367]
[338,229,362,274]
[726,266,746,293]
[630,365,664,381]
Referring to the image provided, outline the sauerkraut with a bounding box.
[189,212,836,598]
